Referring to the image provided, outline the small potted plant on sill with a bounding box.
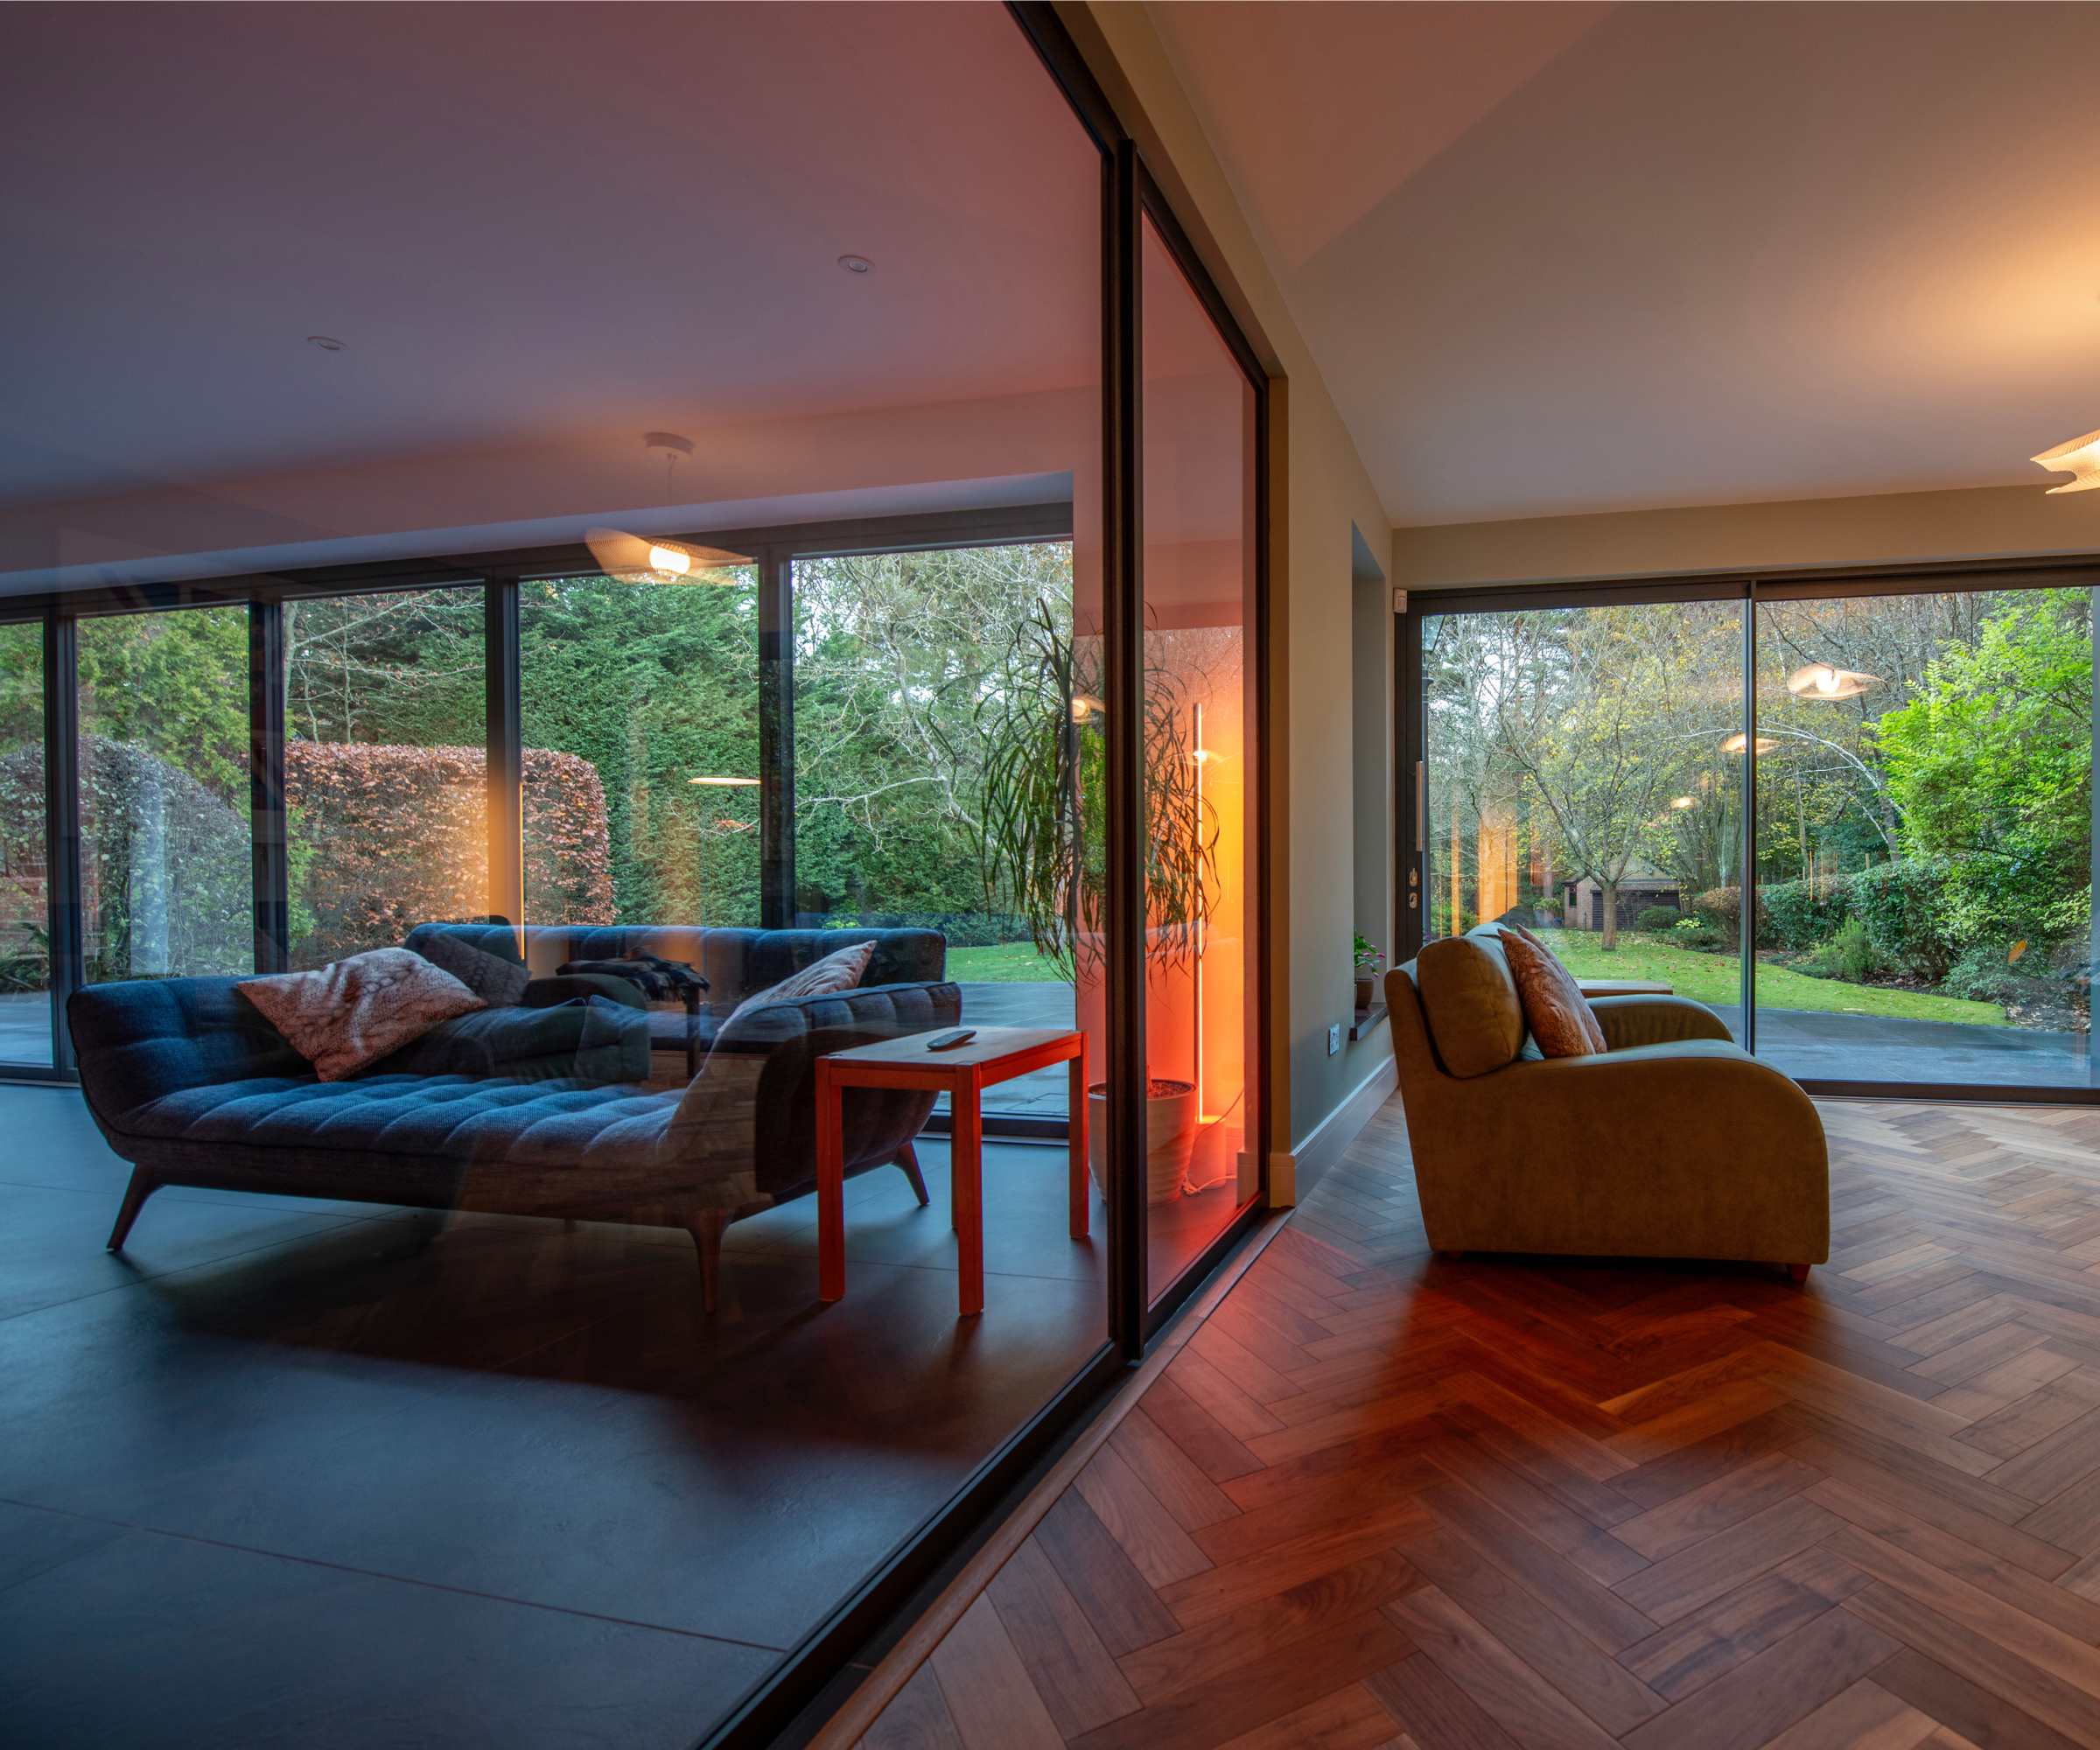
[1354,934,1383,1015]
[971,599,1218,1204]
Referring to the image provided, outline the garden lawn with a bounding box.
[1545,934,2008,1027]
[945,942,1068,982]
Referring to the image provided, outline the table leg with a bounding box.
[816,1060,845,1302]
[1068,1040,1088,1240]
[953,1068,984,1317]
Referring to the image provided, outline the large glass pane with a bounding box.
[0,624,47,1065]
[522,566,760,933]
[78,608,252,983]
[1424,602,1745,1033]
[284,588,485,969]
[794,542,1078,1121]
[1754,589,2093,1087]
[1141,217,1260,1298]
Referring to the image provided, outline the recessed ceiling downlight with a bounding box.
[307,335,346,352]
[837,256,874,275]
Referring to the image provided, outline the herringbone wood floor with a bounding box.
[846,1095,2100,1750]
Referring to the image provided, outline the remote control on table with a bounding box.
[925,1029,977,1051]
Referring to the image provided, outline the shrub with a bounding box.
[1635,905,1681,933]
[1763,878,1851,952]
[1848,859,1959,983]
[1670,917,1724,950]
[1691,886,1773,946]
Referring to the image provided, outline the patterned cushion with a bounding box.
[238,948,486,1082]
[728,939,874,1022]
[1499,925,1606,1059]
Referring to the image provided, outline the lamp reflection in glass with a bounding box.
[1720,733,1779,754]
[1785,663,1881,701]
[2032,429,2100,494]
[586,528,752,584]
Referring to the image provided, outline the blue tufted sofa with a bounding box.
[405,922,950,1069]
[70,934,961,1310]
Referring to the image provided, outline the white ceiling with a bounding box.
[1150,1,2100,527]
[0,2,1099,514]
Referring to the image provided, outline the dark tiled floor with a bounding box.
[0,1087,1110,1749]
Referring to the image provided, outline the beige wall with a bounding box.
[1067,3,1396,1189]
[1393,481,2100,592]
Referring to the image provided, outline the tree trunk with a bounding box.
[1600,880,1619,951]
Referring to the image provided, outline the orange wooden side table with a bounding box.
[814,1026,1088,1317]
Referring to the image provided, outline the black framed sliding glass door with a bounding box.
[1411,569,2100,1100]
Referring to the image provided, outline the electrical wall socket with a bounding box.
[1327,1023,1341,1056]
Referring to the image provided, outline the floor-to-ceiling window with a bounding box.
[0,624,46,1067]
[1418,574,2096,1096]
[794,537,1081,1125]
[78,607,253,984]
[284,588,487,969]
[521,564,760,933]
[1754,585,2093,1088]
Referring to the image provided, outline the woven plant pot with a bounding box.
[1087,1079,1199,1205]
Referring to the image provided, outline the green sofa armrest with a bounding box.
[522,974,648,1011]
[1590,994,1732,1051]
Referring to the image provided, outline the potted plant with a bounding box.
[1354,934,1383,1014]
[971,599,1217,1203]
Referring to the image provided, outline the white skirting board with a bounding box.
[1268,1054,1399,1208]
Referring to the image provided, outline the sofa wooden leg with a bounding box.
[894,1143,931,1208]
[107,1169,158,1252]
[688,1209,732,1313]
[1788,1263,1811,1285]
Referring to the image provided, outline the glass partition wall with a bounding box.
[1418,576,2097,1097]
[0,6,1269,1740]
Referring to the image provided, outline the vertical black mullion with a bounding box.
[1740,587,1757,1054]
[759,548,794,931]
[44,612,82,1075]
[1396,607,1424,963]
[1105,140,1145,1360]
[485,580,523,940]
[249,599,289,973]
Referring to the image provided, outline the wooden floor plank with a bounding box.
[842,1096,2100,1750]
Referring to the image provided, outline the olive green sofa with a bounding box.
[1387,925,1829,1278]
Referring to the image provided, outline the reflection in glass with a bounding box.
[521,568,760,930]
[79,609,252,983]
[1141,216,1260,1299]
[0,624,48,1062]
[284,589,486,969]
[1423,603,1745,1036]
[1754,591,2093,1087]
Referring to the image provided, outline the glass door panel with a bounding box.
[1423,601,1745,1036]
[79,608,252,983]
[0,624,49,1063]
[1754,590,2094,1087]
[521,567,760,932]
[794,542,1078,1124]
[284,588,486,969]
[1141,215,1261,1302]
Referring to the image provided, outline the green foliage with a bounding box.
[1848,858,1960,982]
[1761,878,1851,952]
[1792,917,1878,984]
[1880,590,2091,949]
[1634,905,1681,933]
[1669,917,1723,950]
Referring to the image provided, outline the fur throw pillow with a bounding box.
[1498,925,1606,1058]
[729,939,874,1021]
[414,932,530,1007]
[239,948,486,1082]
